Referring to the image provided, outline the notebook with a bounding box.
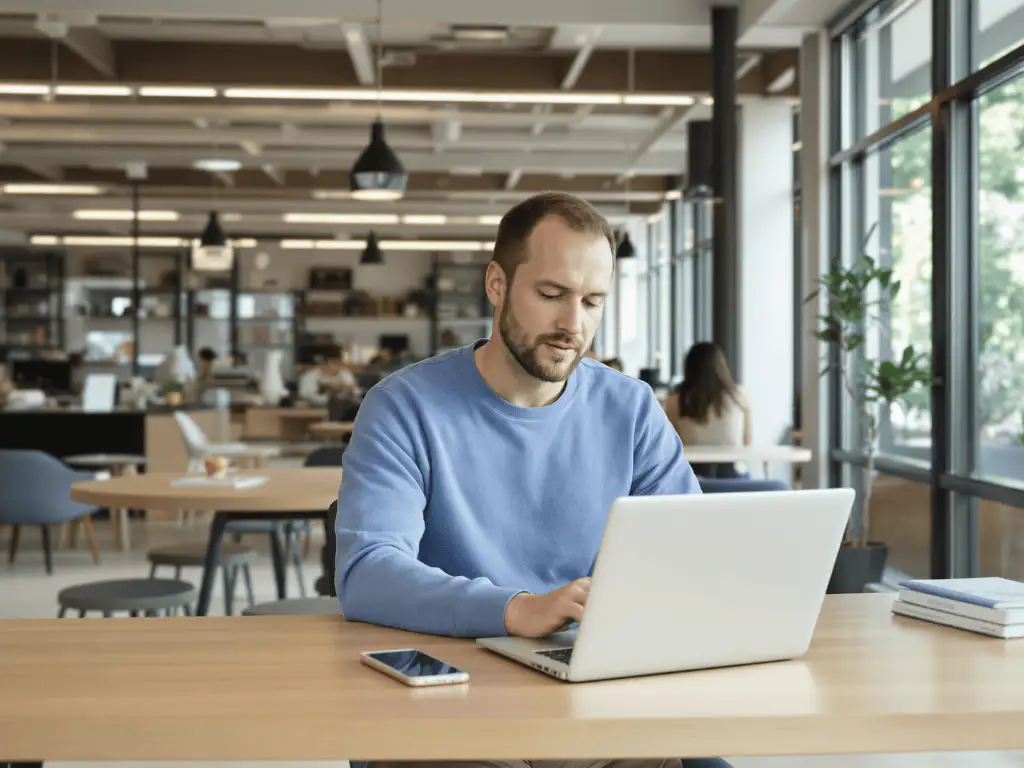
[899,578,1024,608]
[898,586,1024,625]
[892,599,1024,639]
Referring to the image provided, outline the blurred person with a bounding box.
[665,342,751,479]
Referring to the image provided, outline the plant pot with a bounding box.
[165,391,182,407]
[827,542,889,594]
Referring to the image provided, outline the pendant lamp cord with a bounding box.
[376,0,384,117]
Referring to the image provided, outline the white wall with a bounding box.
[739,100,795,477]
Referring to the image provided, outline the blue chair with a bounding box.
[697,476,789,493]
[0,450,102,574]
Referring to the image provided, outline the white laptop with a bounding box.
[478,488,854,683]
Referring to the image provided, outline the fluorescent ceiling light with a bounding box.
[2,183,104,195]
[350,189,404,202]
[224,86,695,107]
[221,213,244,222]
[312,190,353,200]
[55,84,133,97]
[74,209,180,221]
[193,158,242,172]
[281,238,491,251]
[476,215,503,226]
[701,97,715,106]
[33,234,256,248]
[62,235,184,247]
[624,94,696,106]
[0,83,51,95]
[284,213,399,224]
[402,215,447,225]
[380,240,488,251]
[664,190,682,201]
[138,86,218,98]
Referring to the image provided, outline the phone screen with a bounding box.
[366,650,463,678]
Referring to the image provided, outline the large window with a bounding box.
[854,0,932,139]
[864,126,933,462]
[975,74,1024,486]
[827,0,1024,579]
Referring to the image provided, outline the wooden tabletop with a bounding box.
[309,420,356,438]
[4,594,1024,761]
[685,444,813,464]
[70,467,340,512]
[62,453,147,467]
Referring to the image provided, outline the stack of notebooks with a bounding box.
[892,577,1024,639]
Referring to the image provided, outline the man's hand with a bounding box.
[503,578,591,638]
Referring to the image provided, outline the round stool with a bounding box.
[242,597,343,616]
[148,541,257,616]
[58,578,196,618]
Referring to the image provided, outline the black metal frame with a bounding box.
[826,0,1024,578]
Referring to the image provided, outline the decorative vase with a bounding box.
[260,350,286,406]
[165,391,183,407]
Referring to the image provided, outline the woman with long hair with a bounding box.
[665,342,751,478]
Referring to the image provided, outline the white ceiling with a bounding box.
[0,0,825,243]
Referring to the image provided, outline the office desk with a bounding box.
[244,406,329,441]
[3,594,1024,762]
[685,445,812,478]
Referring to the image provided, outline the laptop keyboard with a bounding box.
[536,648,573,665]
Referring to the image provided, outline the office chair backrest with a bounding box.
[173,411,210,457]
[304,446,346,468]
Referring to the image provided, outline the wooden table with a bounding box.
[3,595,1024,761]
[308,420,356,441]
[244,406,329,442]
[63,453,146,551]
[71,468,340,616]
[685,445,812,478]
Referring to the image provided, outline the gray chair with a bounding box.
[0,450,102,574]
[697,477,789,493]
[148,541,258,616]
[242,596,342,616]
[58,578,197,617]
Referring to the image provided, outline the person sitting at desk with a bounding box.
[664,342,751,479]
[336,192,724,768]
[298,360,358,405]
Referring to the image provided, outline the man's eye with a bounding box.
[541,293,559,300]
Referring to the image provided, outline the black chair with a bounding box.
[316,500,338,597]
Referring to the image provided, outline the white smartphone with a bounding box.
[360,648,470,687]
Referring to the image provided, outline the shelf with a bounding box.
[237,343,294,349]
[236,317,294,324]
[300,315,428,321]
[238,289,295,295]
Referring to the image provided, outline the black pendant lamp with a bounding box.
[615,230,636,259]
[199,211,228,248]
[350,0,407,201]
[360,231,383,264]
[350,119,407,201]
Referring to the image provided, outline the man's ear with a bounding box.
[484,261,508,309]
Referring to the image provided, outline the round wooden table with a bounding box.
[71,467,342,616]
[64,453,146,551]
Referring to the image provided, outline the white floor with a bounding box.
[2,511,1022,767]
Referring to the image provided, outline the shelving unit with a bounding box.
[0,248,65,360]
[430,255,491,356]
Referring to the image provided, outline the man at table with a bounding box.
[336,192,724,768]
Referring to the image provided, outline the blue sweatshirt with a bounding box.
[335,342,700,637]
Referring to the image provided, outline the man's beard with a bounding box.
[498,299,585,383]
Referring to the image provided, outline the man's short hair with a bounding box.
[492,192,616,283]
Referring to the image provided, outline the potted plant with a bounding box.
[163,379,184,407]
[807,226,931,593]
